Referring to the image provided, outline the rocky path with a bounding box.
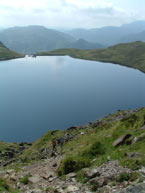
[0,157,144,193]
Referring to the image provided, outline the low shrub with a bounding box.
[90,184,98,192]
[82,142,106,158]
[120,159,142,170]
[116,172,130,182]
[121,114,138,127]
[58,156,90,175]
[20,176,29,184]
[0,178,9,191]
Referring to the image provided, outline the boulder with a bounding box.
[41,171,55,180]
[29,176,41,184]
[113,134,131,147]
[90,177,108,187]
[67,126,77,131]
[132,133,145,144]
[115,183,145,193]
[66,185,79,192]
[126,152,141,158]
[139,167,145,176]
[66,172,77,178]
[82,168,100,179]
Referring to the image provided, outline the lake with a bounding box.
[1,56,145,142]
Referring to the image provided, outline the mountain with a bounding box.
[38,41,145,73]
[0,26,75,54]
[68,38,104,49]
[121,30,145,43]
[0,41,23,60]
[66,20,145,46]
[0,26,104,54]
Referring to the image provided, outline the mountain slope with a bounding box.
[0,41,23,60]
[0,26,104,54]
[38,41,145,73]
[0,26,75,54]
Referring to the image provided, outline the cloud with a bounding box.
[0,0,143,28]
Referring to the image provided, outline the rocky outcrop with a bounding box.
[0,142,32,167]
[116,183,145,193]
[113,134,131,147]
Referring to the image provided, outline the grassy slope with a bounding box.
[38,41,145,73]
[21,107,145,174]
[0,42,23,60]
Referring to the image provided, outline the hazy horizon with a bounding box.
[1,20,145,31]
[1,0,145,29]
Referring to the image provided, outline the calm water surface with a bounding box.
[1,56,145,142]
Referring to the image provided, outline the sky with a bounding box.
[0,0,145,29]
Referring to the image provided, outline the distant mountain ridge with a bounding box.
[121,30,145,43]
[66,20,145,46]
[68,38,104,49]
[0,26,104,54]
[1,21,145,54]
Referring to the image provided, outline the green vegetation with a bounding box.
[19,107,145,178]
[0,178,9,192]
[0,41,23,61]
[20,176,29,185]
[116,172,130,182]
[58,156,90,175]
[0,178,18,192]
[38,41,145,73]
[0,107,145,191]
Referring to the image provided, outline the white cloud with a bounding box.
[0,0,143,28]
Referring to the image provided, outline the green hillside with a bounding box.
[0,107,145,192]
[38,41,145,73]
[20,107,145,168]
[0,41,23,60]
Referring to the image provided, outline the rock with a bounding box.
[24,189,42,193]
[139,125,145,131]
[6,169,15,174]
[66,185,80,192]
[4,151,15,158]
[66,172,77,178]
[48,177,57,182]
[67,126,77,131]
[82,168,100,179]
[50,130,58,135]
[132,133,145,144]
[139,167,145,176]
[90,177,108,187]
[10,174,17,181]
[29,176,41,184]
[116,183,145,193]
[113,134,131,147]
[41,171,55,180]
[126,152,141,158]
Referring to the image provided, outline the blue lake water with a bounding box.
[1,56,145,142]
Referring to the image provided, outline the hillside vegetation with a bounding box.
[0,107,145,192]
[20,107,145,170]
[0,41,23,60]
[38,41,145,73]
